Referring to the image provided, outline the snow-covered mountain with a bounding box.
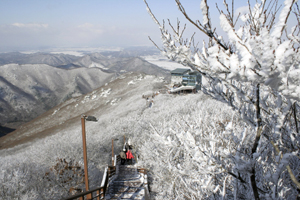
[1,71,298,199]
[100,46,160,57]
[0,52,79,67]
[0,51,170,131]
[0,72,168,150]
[73,53,169,77]
[0,72,239,199]
[0,63,115,129]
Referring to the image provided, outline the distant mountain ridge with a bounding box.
[100,46,159,57]
[0,49,170,131]
[0,46,160,67]
[73,54,168,76]
[0,52,79,67]
[0,64,115,129]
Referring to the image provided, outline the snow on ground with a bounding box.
[49,51,85,57]
[88,62,108,69]
[0,71,249,199]
[20,51,40,54]
[20,48,186,71]
[20,47,123,56]
[49,47,122,56]
[142,55,189,70]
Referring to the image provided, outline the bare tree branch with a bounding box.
[175,0,231,52]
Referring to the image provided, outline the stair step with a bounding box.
[105,165,146,200]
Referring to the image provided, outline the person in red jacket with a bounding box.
[126,149,134,164]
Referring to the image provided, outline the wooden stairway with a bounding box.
[105,165,149,200]
[62,138,149,200]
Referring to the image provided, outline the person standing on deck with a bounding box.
[120,149,126,165]
[125,142,129,152]
[127,139,133,150]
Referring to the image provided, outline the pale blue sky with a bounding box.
[0,0,288,52]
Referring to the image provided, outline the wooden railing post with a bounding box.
[96,189,100,200]
[100,188,104,199]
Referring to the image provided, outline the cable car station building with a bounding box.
[169,68,202,93]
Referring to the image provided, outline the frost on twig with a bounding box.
[144,0,300,198]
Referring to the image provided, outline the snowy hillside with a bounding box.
[0,50,170,131]
[73,53,169,77]
[0,72,166,150]
[0,63,115,129]
[1,70,299,199]
[0,72,253,199]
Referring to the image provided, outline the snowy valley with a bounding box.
[0,48,170,135]
[0,71,248,199]
[1,69,299,199]
[1,0,300,199]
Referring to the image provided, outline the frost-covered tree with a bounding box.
[145,0,300,101]
[43,158,85,196]
[144,0,300,199]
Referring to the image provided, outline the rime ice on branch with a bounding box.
[145,0,300,199]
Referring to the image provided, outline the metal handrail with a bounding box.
[100,167,108,188]
[63,136,149,200]
[114,155,117,166]
[62,186,104,200]
[63,165,117,200]
[63,165,149,200]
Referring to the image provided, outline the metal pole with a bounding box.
[81,116,91,198]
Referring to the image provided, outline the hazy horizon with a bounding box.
[0,0,289,53]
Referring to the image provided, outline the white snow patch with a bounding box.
[128,80,136,85]
[142,55,187,70]
[52,109,60,115]
[50,51,84,57]
[100,88,112,97]
[88,62,108,70]
[91,94,97,100]
[110,98,121,105]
